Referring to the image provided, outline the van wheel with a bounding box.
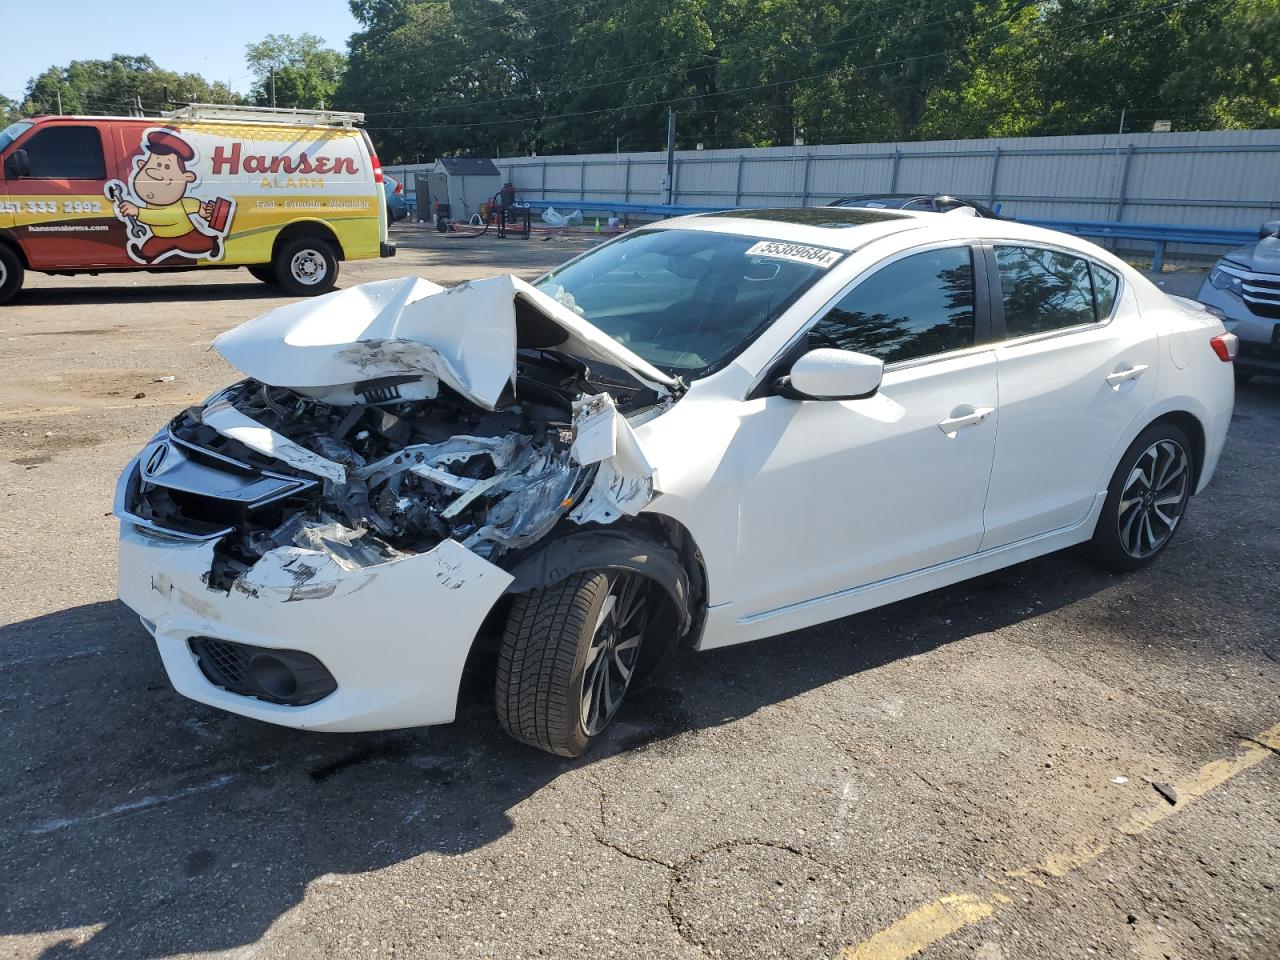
[0,244,24,305]
[273,238,337,296]
[496,570,651,757]
[1087,422,1193,572]
[247,265,277,285]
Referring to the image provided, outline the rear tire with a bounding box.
[496,570,651,757]
[247,264,277,285]
[0,244,24,305]
[273,237,338,296]
[1087,422,1193,572]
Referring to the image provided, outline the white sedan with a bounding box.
[115,207,1237,756]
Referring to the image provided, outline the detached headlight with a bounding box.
[1209,266,1244,297]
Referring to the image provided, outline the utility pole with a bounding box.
[56,90,62,113]
[270,67,277,108]
[664,108,676,206]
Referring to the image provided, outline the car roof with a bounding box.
[656,206,1111,258]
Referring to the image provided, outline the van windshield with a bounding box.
[0,121,32,153]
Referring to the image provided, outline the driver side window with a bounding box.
[808,246,976,364]
[18,125,106,180]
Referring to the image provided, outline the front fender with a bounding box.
[504,528,692,633]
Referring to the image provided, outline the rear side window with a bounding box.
[995,246,1098,336]
[21,126,106,180]
[808,246,976,363]
[1091,263,1120,318]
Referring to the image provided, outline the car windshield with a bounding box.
[535,228,837,377]
[0,121,32,153]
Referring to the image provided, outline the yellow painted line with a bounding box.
[836,721,1280,960]
[840,894,1009,960]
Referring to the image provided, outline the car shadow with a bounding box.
[12,279,283,307]
[0,550,1159,957]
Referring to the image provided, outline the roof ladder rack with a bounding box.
[160,103,365,128]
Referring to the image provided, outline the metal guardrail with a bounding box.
[518,200,1252,270]
[1020,218,1253,270]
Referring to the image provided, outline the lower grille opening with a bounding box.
[189,637,337,706]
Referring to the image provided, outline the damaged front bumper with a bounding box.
[113,272,672,732]
[117,513,511,732]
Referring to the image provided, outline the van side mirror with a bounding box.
[774,348,883,401]
[1259,220,1280,240]
[3,149,29,179]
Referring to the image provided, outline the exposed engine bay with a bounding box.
[116,274,680,596]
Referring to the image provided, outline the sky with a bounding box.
[0,0,361,101]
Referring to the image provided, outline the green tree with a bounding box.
[246,33,347,109]
[16,54,236,117]
[336,0,1280,163]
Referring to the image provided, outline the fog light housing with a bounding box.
[189,637,337,706]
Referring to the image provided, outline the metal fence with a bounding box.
[382,129,1280,258]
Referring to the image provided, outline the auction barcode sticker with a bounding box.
[745,240,843,268]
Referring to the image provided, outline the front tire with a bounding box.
[496,570,650,757]
[273,237,338,296]
[0,244,24,305]
[1087,422,1193,572]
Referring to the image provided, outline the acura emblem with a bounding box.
[144,441,169,476]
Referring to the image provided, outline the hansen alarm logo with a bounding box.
[106,128,234,264]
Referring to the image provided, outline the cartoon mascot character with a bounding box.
[107,128,233,264]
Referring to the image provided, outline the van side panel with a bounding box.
[0,118,382,273]
[214,123,381,264]
[1,119,133,269]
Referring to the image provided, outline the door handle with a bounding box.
[938,406,995,436]
[1105,364,1149,387]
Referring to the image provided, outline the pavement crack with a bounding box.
[1238,735,1280,756]
[906,765,991,820]
[587,775,675,869]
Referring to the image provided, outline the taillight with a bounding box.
[371,154,384,184]
[1210,332,1238,362]
[394,181,404,195]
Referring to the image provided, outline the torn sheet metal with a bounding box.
[201,397,348,485]
[569,393,657,524]
[213,274,677,411]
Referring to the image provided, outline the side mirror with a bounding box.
[3,149,29,179]
[1259,220,1280,240]
[774,348,883,401]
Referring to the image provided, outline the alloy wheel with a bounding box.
[580,571,647,736]
[1118,439,1189,559]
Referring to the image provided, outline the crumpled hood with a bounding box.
[214,274,679,410]
[1223,236,1280,276]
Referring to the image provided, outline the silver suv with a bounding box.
[1198,221,1280,383]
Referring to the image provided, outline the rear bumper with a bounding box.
[117,523,512,732]
[380,242,397,258]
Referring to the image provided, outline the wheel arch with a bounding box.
[271,219,346,262]
[503,514,710,650]
[1146,410,1206,491]
[0,228,29,268]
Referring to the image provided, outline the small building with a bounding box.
[419,157,502,223]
